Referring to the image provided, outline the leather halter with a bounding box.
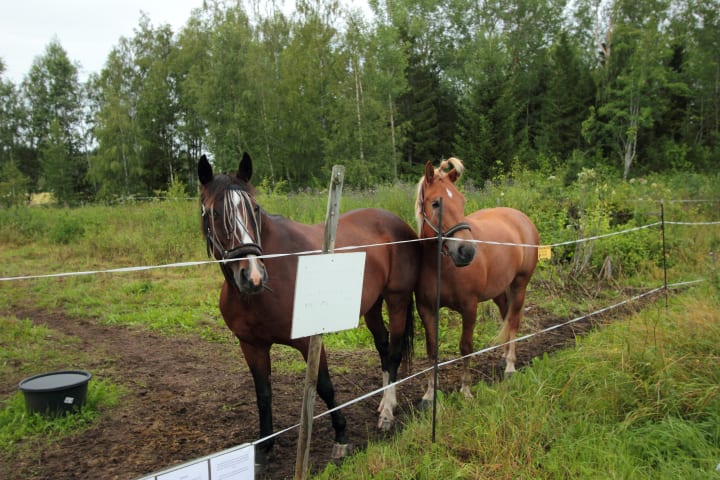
[420,191,472,239]
[422,213,472,238]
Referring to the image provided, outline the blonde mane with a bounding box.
[414,157,465,233]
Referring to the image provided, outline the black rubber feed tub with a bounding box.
[18,370,92,417]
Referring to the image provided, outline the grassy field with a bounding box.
[317,283,720,479]
[0,169,718,477]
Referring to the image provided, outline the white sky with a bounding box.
[0,0,209,84]
[1,1,372,86]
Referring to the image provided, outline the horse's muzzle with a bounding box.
[445,239,476,267]
[442,223,475,267]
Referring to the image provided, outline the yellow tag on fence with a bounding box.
[538,245,552,261]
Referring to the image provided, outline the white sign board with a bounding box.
[291,252,366,339]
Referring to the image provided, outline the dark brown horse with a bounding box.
[198,153,420,465]
[414,158,539,403]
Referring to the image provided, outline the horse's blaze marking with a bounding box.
[228,190,264,286]
[245,256,263,286]
[446,188,453,198]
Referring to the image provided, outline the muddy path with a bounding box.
[1,293,656,479]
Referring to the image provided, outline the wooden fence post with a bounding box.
[294,165,345,480]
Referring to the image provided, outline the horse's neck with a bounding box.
[260,213,323,254]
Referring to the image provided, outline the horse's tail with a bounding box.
[401,298,415,370]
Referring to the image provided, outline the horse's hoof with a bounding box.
[417,399,433,411]
[377,416,393,431]
[331,443,352,459]
[460,385,474,399]
[504,370,515,379]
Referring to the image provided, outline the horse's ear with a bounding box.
[198,154,213,185]
[238,152,252,182]
[448,168,460,183]
[424,161,435,182]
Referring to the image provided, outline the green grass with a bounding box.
[0,315,81,378]
[316,285,720,479]
[0,380,124,452]
[0,315,124,455]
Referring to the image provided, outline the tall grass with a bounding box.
[0,170,717,340]
[316,285,720,479]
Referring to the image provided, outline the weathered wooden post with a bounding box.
[294,165,345,480]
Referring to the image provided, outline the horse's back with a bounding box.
[340,208,417,240]
[468,207,538,244]
[337,208,420,297]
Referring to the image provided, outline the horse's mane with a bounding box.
[203,173,256,203]
[414,157,464,233]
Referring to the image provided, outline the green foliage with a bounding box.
[49,215,86,245]
[0,206,49,243]
[0,160,31,207]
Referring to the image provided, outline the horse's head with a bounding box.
[415,157,476,267]
[198,152,268,295]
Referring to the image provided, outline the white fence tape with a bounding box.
[5,218,720,282]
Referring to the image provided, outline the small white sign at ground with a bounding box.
[209,445,254,480]
[156,459,208,480]
[291,252,366,339]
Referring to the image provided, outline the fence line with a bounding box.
[5,218,719,282]
[11,218,720,282]
[665,220,720,226]
[290,280,707,427]
[140,277,702,480]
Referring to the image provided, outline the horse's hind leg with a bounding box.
[364,298,399,431]
[297,340,350,458]
[495,283,528,376]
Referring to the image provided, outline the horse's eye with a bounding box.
[431,199,440,209]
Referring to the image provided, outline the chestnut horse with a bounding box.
[414,158,539,403]
[198,153,420,465]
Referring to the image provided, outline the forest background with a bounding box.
[0,0,718,205]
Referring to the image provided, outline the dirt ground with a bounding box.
[1,294,654,480]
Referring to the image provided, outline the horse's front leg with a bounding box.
[239,340,274,466]
[365,298,404,431]
[416,300,439,409]
[497,283,528,377]
[459,305,478,398]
